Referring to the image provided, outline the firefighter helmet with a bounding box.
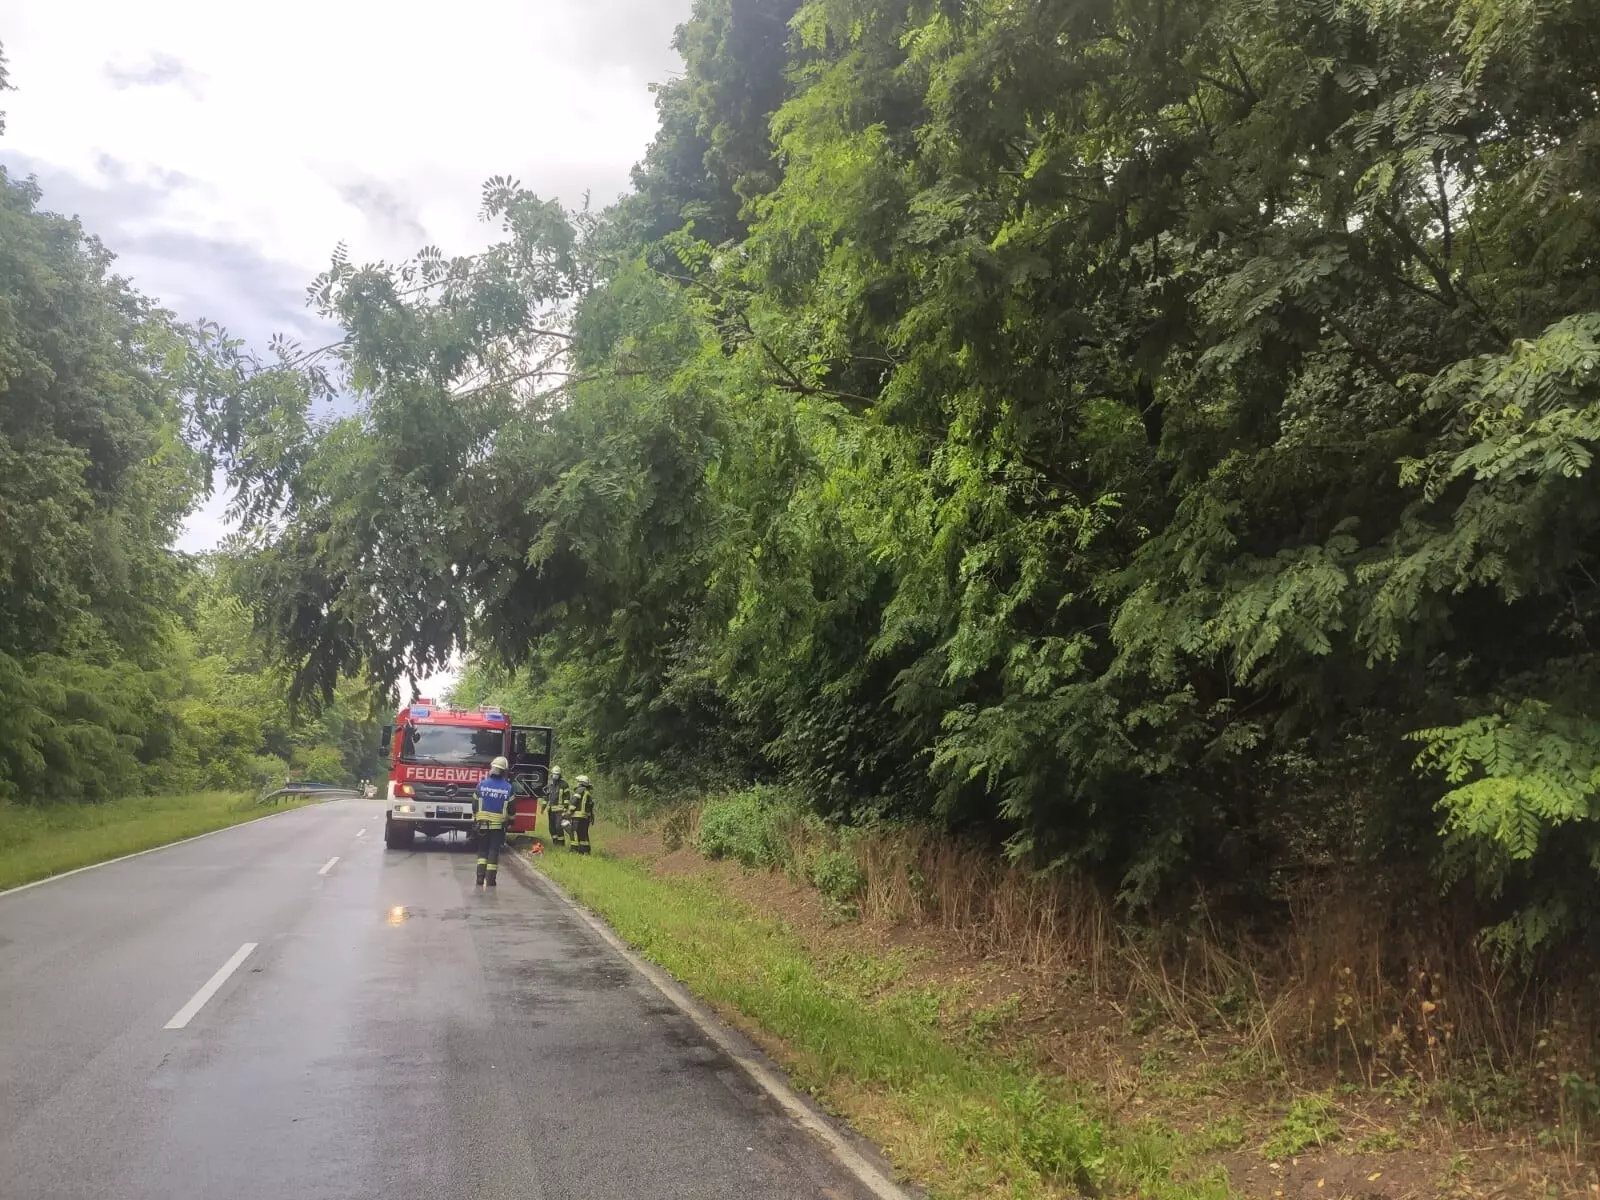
[490,756,510,773]
[576,775,591,786]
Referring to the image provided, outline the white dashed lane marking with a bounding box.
[164,943,257,1030]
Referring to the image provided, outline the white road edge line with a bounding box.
[517,861,912,1200]
[318,856,340,876]
[164,942,257,1030]
[0,804,325,901]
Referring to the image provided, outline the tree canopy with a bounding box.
[0,131,378,801]
[211,0,1600,955]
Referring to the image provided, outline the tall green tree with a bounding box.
[0,161,206,802]
[217,0,1600,953]
[0,58,375,802]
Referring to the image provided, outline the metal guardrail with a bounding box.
[247,783,365,809]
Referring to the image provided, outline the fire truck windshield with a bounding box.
[400,724,504,766]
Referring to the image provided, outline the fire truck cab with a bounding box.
[379,700,553,850]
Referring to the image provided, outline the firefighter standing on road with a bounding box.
[546,766,571,847]
[567,775,596,855]
[474,756,515,887]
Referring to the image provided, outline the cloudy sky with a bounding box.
[0,0,695,555]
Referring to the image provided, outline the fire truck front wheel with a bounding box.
[384,819,415,850]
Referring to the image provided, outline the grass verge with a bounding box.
[0,791,307,891]
[538,830,1228,1200]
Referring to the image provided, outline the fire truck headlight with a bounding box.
[396,783,414,797]
[395,804,415,815]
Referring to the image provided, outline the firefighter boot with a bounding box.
[570,818,592,855]
[486,866,497,887]
[476,859,487,886]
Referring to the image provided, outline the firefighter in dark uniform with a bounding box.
[546,765,571,847]
[474,756,515,886]
[568,775,595,854]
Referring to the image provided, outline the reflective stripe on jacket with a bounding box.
[570,785,595,820]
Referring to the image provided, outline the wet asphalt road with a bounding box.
[0,799,880,1200]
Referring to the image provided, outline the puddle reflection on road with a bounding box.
[385,905,409,926]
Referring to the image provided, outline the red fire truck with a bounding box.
[379,699,553,850]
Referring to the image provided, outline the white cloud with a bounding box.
[399,659,464,708]
[3,0,689,267]
[175,487,234,555]
[0,0,694,549]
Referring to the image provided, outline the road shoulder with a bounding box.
[506,847,917,1200]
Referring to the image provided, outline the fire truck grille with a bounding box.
[413,784,471,804]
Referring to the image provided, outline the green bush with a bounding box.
[1002,1078,1107,1189]
[1262,1095,1341,1159]
[248,755,290,792]
[808,845,866,903]
[292,745,349,786]
[1438,1064,1533,1131]
[695,786,798,868]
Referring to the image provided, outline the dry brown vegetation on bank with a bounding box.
[604,796,1600,1197]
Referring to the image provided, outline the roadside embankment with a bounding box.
[535,811,1597,1200]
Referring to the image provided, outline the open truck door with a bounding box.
[508,725,554,840]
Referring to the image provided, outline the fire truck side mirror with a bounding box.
[512,730,527,757]
[379,725,392,758]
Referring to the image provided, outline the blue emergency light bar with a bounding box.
[485,711,505,722]
[409,707,431,719]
